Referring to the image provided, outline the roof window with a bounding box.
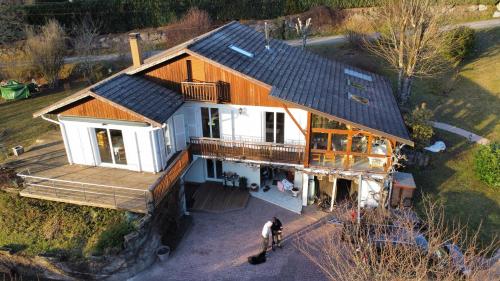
[229,44,254,58]
[347,79,366,90]
[344,68,372,82]
[348,92,369,105]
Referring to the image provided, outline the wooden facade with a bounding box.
[58,97,147,123]
[143,54,283,107]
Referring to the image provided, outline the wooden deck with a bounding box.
[187,182,250,213]
[4,132,164,213]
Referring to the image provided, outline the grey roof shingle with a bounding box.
[91,74,183,124]
[188,22,411,143]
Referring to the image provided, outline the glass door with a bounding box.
[201,107,220,138]
[94,128,127,166]
[206,159,223,179]
[265,112,285,143]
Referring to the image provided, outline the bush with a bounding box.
[443,27,475,63]
[92,220,135,256]
[405,103,434,150]
[474,143,499,187]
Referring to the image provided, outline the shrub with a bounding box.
[405,103,434,150]
[92,220,135,256]
[443,27,475,63]
[25,19,66,88]
[474,143,499,188]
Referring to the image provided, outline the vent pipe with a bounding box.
[129,33,143,68]
[264,22,270,50]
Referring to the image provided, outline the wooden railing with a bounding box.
[17,172,151,213]
[149,149,191,207]
[180,81,229,103]
[190,137,305,165]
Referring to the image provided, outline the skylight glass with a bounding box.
[348,92,369,105]
[229,45,254,58]
[344,68,372,82]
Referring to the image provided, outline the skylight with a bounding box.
[344,68,372,82]
[348,92,369,105]
[229,44,254,58]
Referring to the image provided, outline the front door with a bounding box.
[95,128,127,166]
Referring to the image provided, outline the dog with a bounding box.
[247,251,267,265]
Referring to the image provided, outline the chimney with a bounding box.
[129,33,143,68]
[264,22,270,50]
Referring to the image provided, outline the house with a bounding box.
[24,21,413,214]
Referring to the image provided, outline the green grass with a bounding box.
[0,191,135,258]
[0,83,85,158]
[309,27,500,244]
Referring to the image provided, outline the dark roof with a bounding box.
[188,22,411,143]
[91,74,183,124]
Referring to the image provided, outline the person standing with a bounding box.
[271,217,283,250]
[261,220,273,253]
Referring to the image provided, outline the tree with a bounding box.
[405,103,434,150]
[297,198,498,281]
[72,15,101,84]
[295,17,311,49]
[25,19,66,88]
[0,2,24,52]
[364,0,448,105]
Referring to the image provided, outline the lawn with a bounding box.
[0,83,84,161]
[309,27,500,245]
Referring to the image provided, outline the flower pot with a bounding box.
[291,187,300,197]
[157,245,170,262]
[250,183,259,192]
[12,146,24,156]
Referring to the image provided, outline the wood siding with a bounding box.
[144,54,282,107]
[59,97,147,123]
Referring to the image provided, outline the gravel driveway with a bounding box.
[129,197,330,281]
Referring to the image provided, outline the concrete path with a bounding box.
[129,198,330,281]
[432,121,490,145]
[288,18,500,47]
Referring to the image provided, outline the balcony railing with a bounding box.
[190,137,305,165]
[181,81,229,103]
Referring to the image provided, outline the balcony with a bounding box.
[189,137,305,165]
[181,81,229,103]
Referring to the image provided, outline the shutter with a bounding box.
[173,114,187,151]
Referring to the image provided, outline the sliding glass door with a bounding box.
[95,128,127,165]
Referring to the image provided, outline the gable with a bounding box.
[57,96,148,123]
[142,54,283,107]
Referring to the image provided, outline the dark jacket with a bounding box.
[271,219,282,233]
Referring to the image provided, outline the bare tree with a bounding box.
[295,17,312,49]
[297,198,498,281]
[25,19,66,88]
[72,15,101,84]
[364,0,449,105]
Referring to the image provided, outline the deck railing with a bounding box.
[190,137,305,165]
[149,148,191,207]
[17,172,152,213]
[180,81,229,103]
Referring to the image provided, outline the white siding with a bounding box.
[222,161,260,186]
[183,156,205,183]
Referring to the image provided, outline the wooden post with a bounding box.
[330,176,337,212]
[304,112,312,167]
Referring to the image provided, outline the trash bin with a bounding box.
[156,245,170,262]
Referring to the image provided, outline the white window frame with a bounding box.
[264,111,285,144]
[93,127,129,169]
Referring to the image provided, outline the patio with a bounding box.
[129,197,330,281]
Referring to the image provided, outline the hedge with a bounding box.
[20,0,498,33]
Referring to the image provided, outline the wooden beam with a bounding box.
[282,103,306,137]
[304,112,312,168]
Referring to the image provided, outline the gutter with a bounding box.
[41,114,60,125]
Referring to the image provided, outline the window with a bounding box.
[311,132,328,150]
[351,134,368,153]
[206,159,223,179]
[201,107,220,138]
[229,44,254,58]
[348,92,369,105]
[265,112,285,143]
[344,68,372,81]
[186,60,193,82]
[331,134,348,151]
[94,128,127,165]
[311,114,347,129]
